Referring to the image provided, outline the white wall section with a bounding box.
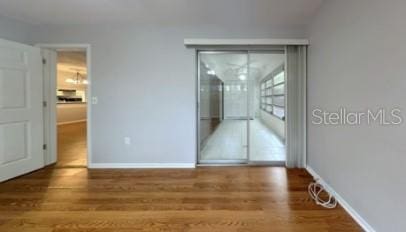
[308,0,406,230]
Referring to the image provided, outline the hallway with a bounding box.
[201,119,285,161]
[57,122,87,167]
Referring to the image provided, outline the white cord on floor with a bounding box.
[308,181,337,209]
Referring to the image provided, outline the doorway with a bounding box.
[55,51,88,167]
[197,50,287,165]
[39,44,91,168]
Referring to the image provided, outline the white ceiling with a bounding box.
[0,0,323,25]
[200,52,285,82]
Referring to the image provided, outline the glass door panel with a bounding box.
[198,51,249,163]
[248,52,286,163]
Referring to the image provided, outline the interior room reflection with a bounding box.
[199,52,286,163]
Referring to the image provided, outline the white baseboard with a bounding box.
[58,119,87,126]
[89,163,196,169]
[306,166,375,232]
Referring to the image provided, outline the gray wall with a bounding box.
[307,0,406,231]
[0,16,36,44]
[31,23,305,164]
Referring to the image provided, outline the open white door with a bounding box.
[0,38,44,182]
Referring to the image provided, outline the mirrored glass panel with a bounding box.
[199,52,248,162]
[198,51,287,164]
[249,52,286,162]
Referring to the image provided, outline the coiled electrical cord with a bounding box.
[308,181,337,209]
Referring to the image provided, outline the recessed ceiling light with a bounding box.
[239,74,247,80]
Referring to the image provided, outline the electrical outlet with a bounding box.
[124,137,131,145]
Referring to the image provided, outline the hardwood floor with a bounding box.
[57,122,87,167]
[0,167,361,231]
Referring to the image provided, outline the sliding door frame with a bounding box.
[196,47,287,166]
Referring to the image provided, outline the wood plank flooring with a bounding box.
[57,122,87,167]
[0,167,362,231]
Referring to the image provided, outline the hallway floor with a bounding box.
[57,122,87,167]
[201,119,285,161]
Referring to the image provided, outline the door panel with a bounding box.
[0,69,27,108]
[248,52,286,163]
[198,52,249,163]
[0,122,28,164]
[0,38,44,182]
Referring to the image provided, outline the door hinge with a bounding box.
[42,58,46,64]
[43,101,47,107]
[43,144,47,150]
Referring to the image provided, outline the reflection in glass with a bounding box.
[199,52,248,161]
[273,84,284,95]
[198,51,287,163]
[249,53,286,162]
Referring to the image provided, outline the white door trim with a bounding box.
[41,49,57,165]
[36,43,92,167]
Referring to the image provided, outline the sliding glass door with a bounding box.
[197,50,287,164]
[198,51,249,163]
[248,52,286,163]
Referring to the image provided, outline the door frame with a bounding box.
[36,43,92,167]
[196,47,287,166]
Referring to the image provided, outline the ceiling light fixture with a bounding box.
[65,71,87,85]
[65,78,75,83]
[239,74,247,81]
[207,70,216,75]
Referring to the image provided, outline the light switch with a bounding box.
[92,97,98,105]
[124,137,131,145]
